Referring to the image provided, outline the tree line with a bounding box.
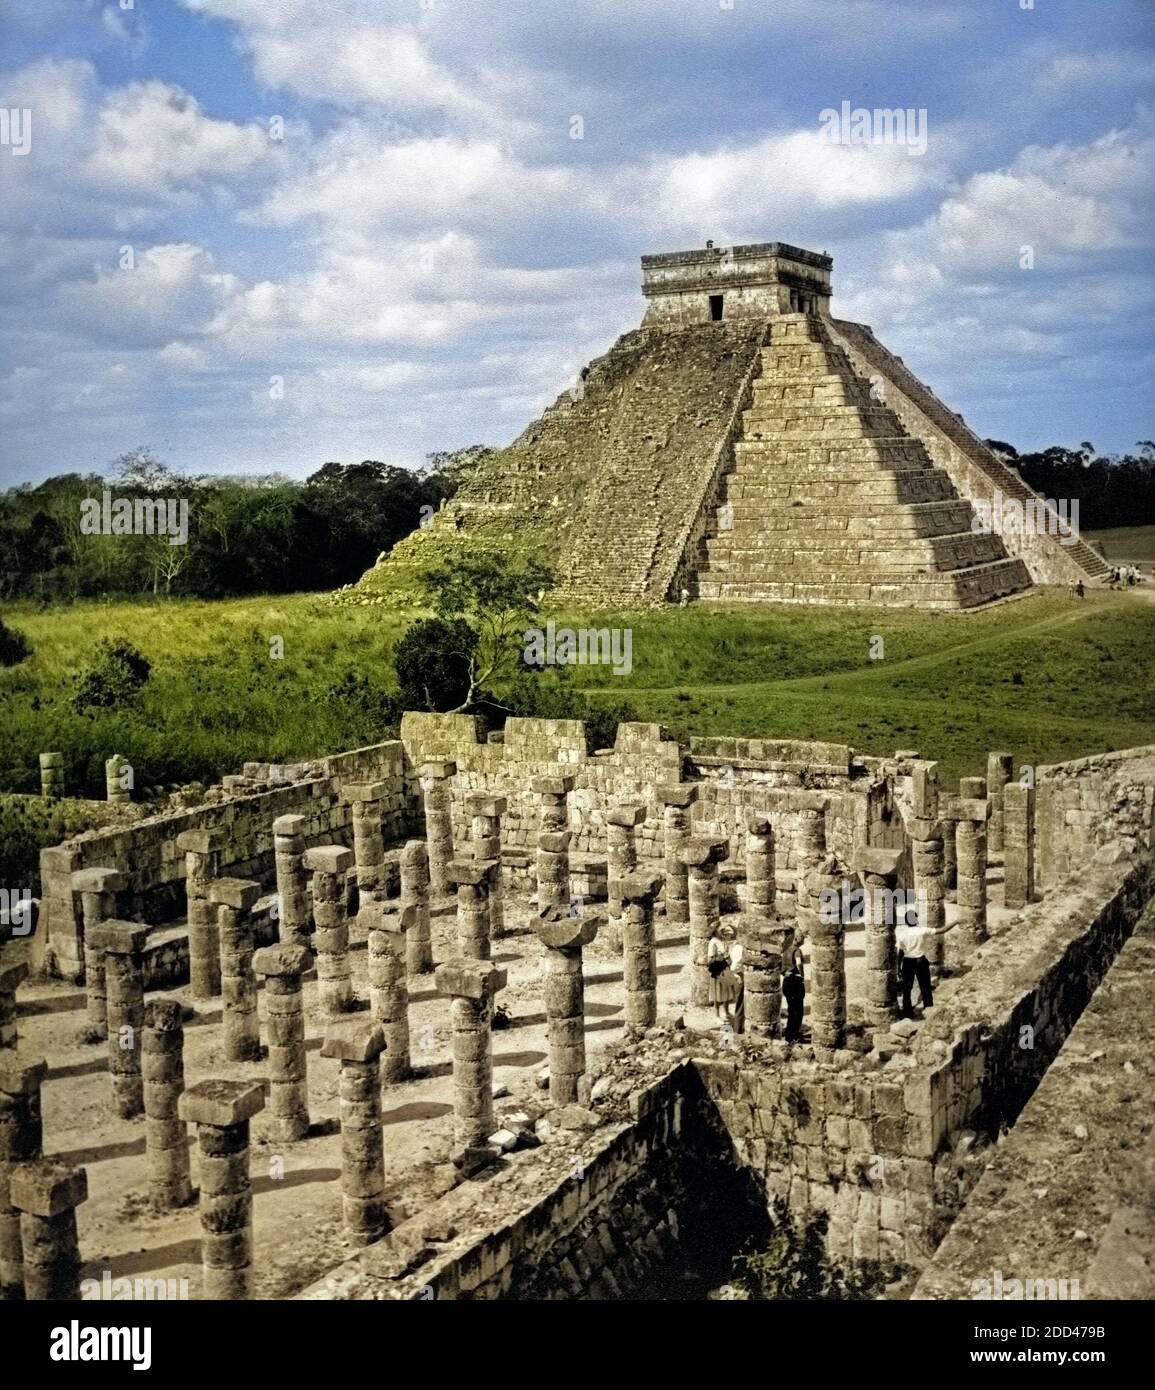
[0,447,484,602]
[984,440,1155,531]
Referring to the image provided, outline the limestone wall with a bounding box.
[1037,746,1155,890]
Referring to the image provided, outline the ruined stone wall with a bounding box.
[38,741,407,981]
[1036,746,1155,891]
[400,715,886,891]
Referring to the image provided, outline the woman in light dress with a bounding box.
[707,921,744,1032]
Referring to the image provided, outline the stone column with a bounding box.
[304,845,354,1016]
[954,796,991,956]
[795,806,827,888]
[344,781,388,904]
[401,840,433,976]
[253,943,313,1142]
[321,1020,388,1245]
[38,752,64,800]
[209,878,262,1063]
[178,828,228,1000]
[467,794,507,940]
[855,847,901,1029]
[535,905,600,1105]
[741,920,793,1038]
[0,1055,46,1300]
[960,776,987,800]
[449,858,498,961]
[909,762,945,971]
[365,901,410,1082]
[1003,782,1036,909]
[986,752,1014,856]
[105,754,131,804]
[943,815,958,901]
[273,814,311,948]
[533,775,575,838]
[91,921,147,1119]
[744,814,776,916]
[0,963,28,1051]
[70,867,125,1039]
[536,828,571,915]
[419,760,457,900]
[801,853,846,1050]
[142,999,193,1211]
[620,871,662,1033]
[10,1161,86,1301]
[179,1081,264,1300]
[606,803,645,931]
[659,784,698,925]
[434,958,506,1151]
[681,839,729,1007]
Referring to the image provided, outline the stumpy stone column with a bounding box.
[419,760,457,900]
[1003,782,1036,910]
[105,754,131,804]
[659,784,698,925]
[273,813,311,948]
[10,1161,86,1301]
[91,922,147,1119]
[535,905,600,1105]
[682,839,729,1007]
[620,871,662,1033]
[986,752,1014,857]
[800,855,846,1050]
[467,794,507,939]
[38,752,64,800]
[344,781,388,903]
[209,878,262,1063]
[434,958,506,1151]
[178,827,228,999]
[741,920,793,1038]
[179,1081,264,1300]
[321,1020,388,1245]
[449,859,498,961]
[305,845,354,1016]
[910,762,946,971]
[744,814,776,916]
[606,803,645,931]
[0,1054,46,1300]
[401,840,433,975]
[365,901,410,1082]
[71,867,125,1039]
[533,774,575,837]
[942,810,959,901]
[795,806,828,894]
[142,999,193,1212]
[0,963,27,1050]
[253,943,313,1141]
[954,795,991,956]
[855,847,901,1029]
[536,827,571,914]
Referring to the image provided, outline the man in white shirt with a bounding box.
[895,910,935,1018]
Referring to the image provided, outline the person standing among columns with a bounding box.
[681,839,728,1007]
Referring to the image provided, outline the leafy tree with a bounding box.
[0,617,32,667]
[416,548,554,712]
[734,1198,904,1301]
[74,640,152,711]
[393,617,477,711]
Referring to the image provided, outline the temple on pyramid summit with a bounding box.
[360,241,1107,609]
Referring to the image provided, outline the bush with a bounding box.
[733,1198,905,1300]
[501,666,639,750]
[322,672,400,745]
[0,617,32,667]
[393,617,477,711]
[73,640,152,711]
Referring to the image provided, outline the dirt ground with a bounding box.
[17,872,1008,1300]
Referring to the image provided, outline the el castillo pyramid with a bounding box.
[358,241,1107,608]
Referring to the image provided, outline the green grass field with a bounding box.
[2,588,1153,804]
[1085,525,1155,567]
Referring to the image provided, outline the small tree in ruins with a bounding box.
[415,548,554,713]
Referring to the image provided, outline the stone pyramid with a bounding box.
[355,241,1105,609]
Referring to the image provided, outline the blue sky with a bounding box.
[1,0,1152,485]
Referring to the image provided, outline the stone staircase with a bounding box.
[694,315,1033,608]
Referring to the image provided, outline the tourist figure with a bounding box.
[782,939,805,1041]
[895,909,935,1018]
[1074,579,1085,599]
[707,922,742,1026]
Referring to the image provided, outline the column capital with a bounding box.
[435,957,506,1000]
[179,1079,265,1128]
